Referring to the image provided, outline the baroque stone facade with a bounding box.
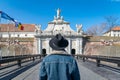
[35,9,83,54]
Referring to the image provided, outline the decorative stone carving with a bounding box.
[57,8,61,19]
[35,24,42,34]
[36,9,83,54]
[76,24,82,33]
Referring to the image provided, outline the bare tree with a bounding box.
[85,23,106,36]
[85,16,119,36]
[105,16,119,30]
[104,16,119,36]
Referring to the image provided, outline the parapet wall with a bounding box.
[83,36,120,57]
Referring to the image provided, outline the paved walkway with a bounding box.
[78,60,120,80]
[12,63,40,80]
[78,61,107,80]
[12,60,120,80]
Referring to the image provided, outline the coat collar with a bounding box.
[50,50,70,55]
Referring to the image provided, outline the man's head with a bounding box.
[49,34,68,50]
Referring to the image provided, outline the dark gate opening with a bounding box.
[71,49,76,56]
[42,48,46,56]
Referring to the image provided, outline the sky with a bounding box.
[0,0,120,31]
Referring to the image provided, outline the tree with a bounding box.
[85,23,106,36]
[85,16,119,36]
[105,16,119,30]
[104,16,119,36]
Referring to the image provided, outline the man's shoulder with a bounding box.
[42,54,76,62]
[45,54,73,58]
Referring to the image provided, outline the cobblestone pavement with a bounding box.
[12,59,120,80]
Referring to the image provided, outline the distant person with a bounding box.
[40,34,80,80]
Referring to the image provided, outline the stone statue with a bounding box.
[35,24,42,33]
[76,24,82,33]
[57,8,61,18]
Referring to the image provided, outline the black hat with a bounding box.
[49,34,68,50]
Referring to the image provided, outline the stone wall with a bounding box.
[0,38,36,56]
[83,36,120,57]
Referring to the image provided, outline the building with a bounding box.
[35,9,83,55]
[103,26,120,37]
[0,24,40,56]
[0,24,40,38]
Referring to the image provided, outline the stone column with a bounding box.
[38,38,42,54]
[36,38,39,54]
[76,38,80,54]
[68,39,72,54]
[79,38,83,54]
[48,38,52,54]
[76,38,83,54]
[46,38,50,54]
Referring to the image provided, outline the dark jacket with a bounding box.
[39,51,80,80]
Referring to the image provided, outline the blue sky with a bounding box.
[0,0,120,31]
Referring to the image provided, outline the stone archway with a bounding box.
[42,48,46,55]
[71,49,76,55]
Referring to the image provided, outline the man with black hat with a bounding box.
[40,34,80,80]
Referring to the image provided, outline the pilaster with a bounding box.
[38,38,42,54]
[68,39,72,54]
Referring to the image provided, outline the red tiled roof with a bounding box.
[0,24,36,32]
[111,26,120,31]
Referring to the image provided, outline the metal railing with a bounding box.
[0,54,45,80]
[75,55,120,67]
[0,54,45,68]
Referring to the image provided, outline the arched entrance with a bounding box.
[71,49,76,55]
[42,48,46,56]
